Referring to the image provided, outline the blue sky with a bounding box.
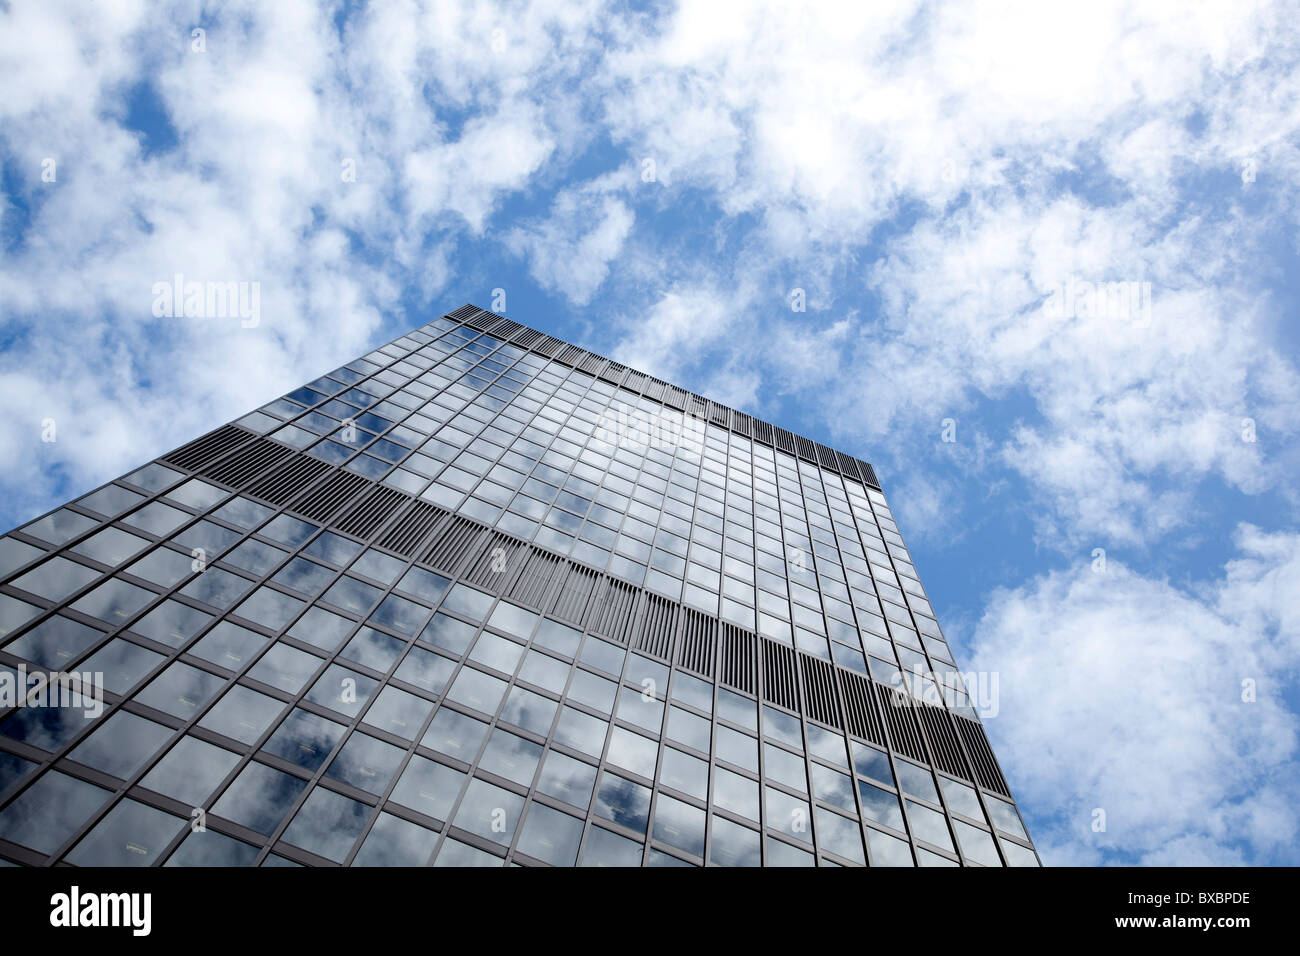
[2,0,1299,865]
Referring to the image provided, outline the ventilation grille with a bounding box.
[642,378,666,402]
[799,653,841,727]
[377,501,446,557]
[508,549,561,608]
[446,304,480,321]
[634,593,677,660]
[512,328,544,349]
[794,434,819,463]
[535,336,564,358]
[751,419,774,447]
[583,577,637,643]
[290,470,369,522]
[550,564,598,624]
[856,459,881,489]
[874,684,928,764]
[838,669,886,747]
[623,369,647,392]
[662,384,687,411]
[464,309,498,331]
[462,531,527,592]
[773,427,797,455]
[162,424,252,472]
[246,455,331,505]
[578,353,605,375]
[557,344,585,366]
[333,486,409,539]
[201,436,293,487]
[708,403,729,427]
[917,703,972,782]
[675,608,716,678]
[718,623,756,694]
[815,442,838,469]
[954,715,1010,796]
[731,411,752,437]
[761,639,799,711]
[423,516,484,575]
[488,318,523,338]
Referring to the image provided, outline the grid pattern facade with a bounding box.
[0,304,1038,867]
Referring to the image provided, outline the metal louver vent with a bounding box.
[761,639,799,711]
[838,669,887,747]
[550,563,598,624]
[794,434,819,463]
[512,328,544,349]
[708,403,730,427]
[773,426,797,455]
[578,353,605,375]
[856,459,881,489]
[642,378,666,401]
[201,436,294,488]
[586,577,638,644]
[634,593,677,660]
[335,486,410,539]
[623,369,647,392]
[246,455,331,505]
[556,344,585,366]
[874,684,928,764]
[508,549,561,608]
[731,411,752,437]
[162,424,253,472]
[675,608,716,678]
[954,715,1010,796]
[423,516,485,575]
[462,531,527,592]
[290,470,369,522]
[916,703,972,782]
[377,501,446,557]
[815,442,839,470]
[799,653,842,727]
[662,385,687,410]
[487,318,522,338]
[598,362,627,387]
[718,623,756,694]
[446,304,480,321]
[535,336,564,357]
[751,419,774,447]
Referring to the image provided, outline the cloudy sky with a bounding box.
[2,0,1298,865]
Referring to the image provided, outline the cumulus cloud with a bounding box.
[967,525,1300,865]
[505,174,635,305]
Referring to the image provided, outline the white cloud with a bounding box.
[967,524,1300,865]
[505,174,635,305]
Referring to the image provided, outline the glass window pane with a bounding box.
[65,799,184,867]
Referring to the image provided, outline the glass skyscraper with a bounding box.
[0,303,1038,867]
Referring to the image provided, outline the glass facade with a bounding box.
[0,303,1037,867]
